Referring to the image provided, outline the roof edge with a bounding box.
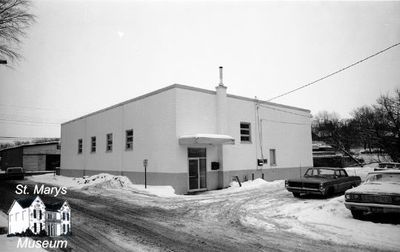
[0,141,60,152]
[62,84,310,126]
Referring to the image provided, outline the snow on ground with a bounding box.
[0,211,46,252]
[28,173,177,197]
[234,178,400,251]
[27,170,400,251]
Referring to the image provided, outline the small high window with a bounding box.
[270,149,277,166]
[106,133,113,152]
[91,136,96,153]
[240,122,251,142]
[78,139,83,154]
[126,129,133,150]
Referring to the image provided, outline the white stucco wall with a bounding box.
[223,97,313,171]
[174,87,313,173]
[61,88,180,174]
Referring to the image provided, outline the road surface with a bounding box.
[0,180,384,252]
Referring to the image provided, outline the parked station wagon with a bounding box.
[344,170,400,219]
[285,167,361,198]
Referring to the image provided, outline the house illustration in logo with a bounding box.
[8,196,71,236]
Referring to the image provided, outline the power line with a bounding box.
[261,118,310,126]
[267,42,400,102]
[258,103,311,118]
[0,136,59,140]
[0,118,61,126]
[0,103,76,112]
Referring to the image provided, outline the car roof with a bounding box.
[307,167,344,170]
[369,170,400,174]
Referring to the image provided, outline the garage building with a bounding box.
[0,142,60,172]
[61,76,313,194]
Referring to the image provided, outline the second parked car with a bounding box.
[344,170,400,219]
[285,167,361,198]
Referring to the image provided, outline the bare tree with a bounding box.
[352,89,400,162]
[0,0,35,63]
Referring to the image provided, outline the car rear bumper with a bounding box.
[286,187,325,195]
[345,202,400,214]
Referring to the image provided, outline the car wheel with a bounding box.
[324,188,334,198]
[292,192,301,198]
[351,210,364,220]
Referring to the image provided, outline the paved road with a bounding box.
[0,180,384,252]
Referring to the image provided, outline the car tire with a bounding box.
[324,188,334,198]
[292,192,301,198]
[351,210,364,220]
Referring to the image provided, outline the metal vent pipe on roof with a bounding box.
[219,66,223,86]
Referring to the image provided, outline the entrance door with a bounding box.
[188,148,207,191]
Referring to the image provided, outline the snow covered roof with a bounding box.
[0,141,59,152]
[179,134,235,145]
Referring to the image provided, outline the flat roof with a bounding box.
[0,141,59,152]
[62,84,311,125]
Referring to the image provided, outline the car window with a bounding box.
[366,173,400,183]
[319,169,335,176]
[305,168,314,176]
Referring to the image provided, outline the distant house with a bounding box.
[0,142,60,171]
[7,196,71,237]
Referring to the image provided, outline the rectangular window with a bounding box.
[63,224,66,233]
[106,133,113,152]
[63,213,65,220]
[91,136,96,153]
[240,122,251,142]
[125,129,133,150]
[270,149,277,166]
[67,213,70,221]
[34,223,37,233]
[33,210,36,219]
[39,210,42,220]
[78,139,83,154]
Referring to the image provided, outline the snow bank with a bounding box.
[78,173,133,190]
[28,173,177,197]
[203,178,284,195]
[230,178,284,190]
[241,191,400,251]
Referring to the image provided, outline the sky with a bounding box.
[0,0,399,139]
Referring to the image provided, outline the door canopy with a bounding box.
[179,134,235,145]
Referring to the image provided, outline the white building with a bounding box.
[61,72,313,194]
[8,196,71,236]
